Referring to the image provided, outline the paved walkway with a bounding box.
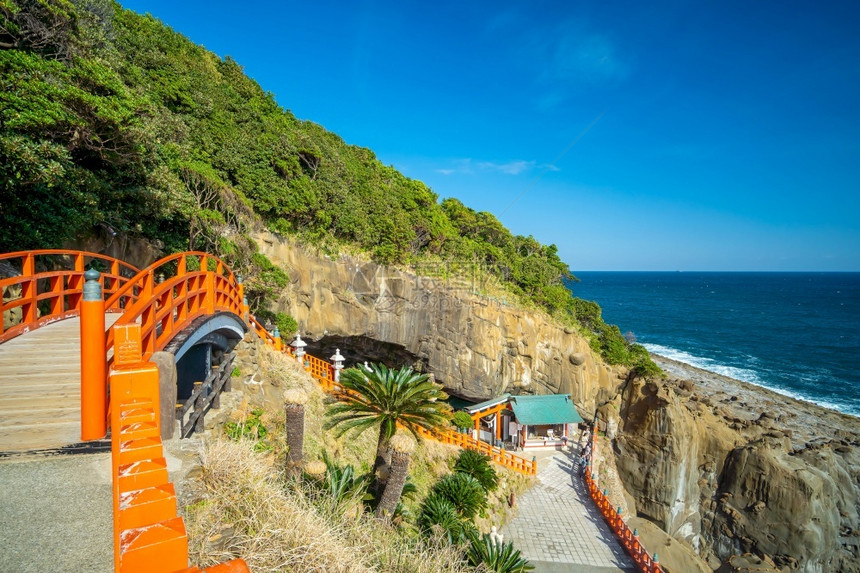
[0,453,113,572]
[501,451,636,572]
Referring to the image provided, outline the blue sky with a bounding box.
[122,1,860,271]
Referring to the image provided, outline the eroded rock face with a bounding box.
[615,373,860,572]
[255,232,621,411]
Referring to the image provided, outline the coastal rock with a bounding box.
[569,352,587,366]
[615,371,860,572]
[255,232,620,409]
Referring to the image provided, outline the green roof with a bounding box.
[464,393,511,414]
[509,394,583,426]
[447,395,478,411]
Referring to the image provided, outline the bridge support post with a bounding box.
[81,269,107,441]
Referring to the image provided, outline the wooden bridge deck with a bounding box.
[0,316,120,453]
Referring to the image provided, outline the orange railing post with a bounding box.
[81,268,107,440]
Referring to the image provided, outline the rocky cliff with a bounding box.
[256,231,622,411]
[610,357,860,572]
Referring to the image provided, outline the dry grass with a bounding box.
[183,438,474,572]
[186,343,534,571]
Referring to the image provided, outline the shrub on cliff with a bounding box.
[454,450,499,493]
[428,473,488,520]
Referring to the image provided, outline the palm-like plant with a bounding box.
[418,494,476,544]
[430,472,488,520]
[324,363,452,475]
[283,388,309,478]
[455,449,499,492]
[375,432,415,520]
[466,530,534,572]
[306,453,373,512]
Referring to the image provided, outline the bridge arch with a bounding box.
[164,312,247,400]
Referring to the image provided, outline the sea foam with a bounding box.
[645,342,858,416]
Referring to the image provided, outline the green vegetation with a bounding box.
[224,408,271,452]
[454,450,499,493]
[427,473,488,521]
[195,344,535,571]
[465,530,534,573]
[254,309,298,338]
[452,411,474,431]
[324,363,453,477]
[418,494,477,543]
[0,0,658,374]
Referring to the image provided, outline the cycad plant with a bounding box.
[418,494,476,544]
[454,449,499,492]
[429,472,487,520]
[466,530,534,572]
[306,452,372,512]
[283,388,309,478]
[324,363,452,476]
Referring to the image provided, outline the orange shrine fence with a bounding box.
[584,426,664,573]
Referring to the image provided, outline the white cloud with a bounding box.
[477,160,536,175]
[432,158,554,176]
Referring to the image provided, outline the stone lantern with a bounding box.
[291,333,307,362]
[330,348,345,382]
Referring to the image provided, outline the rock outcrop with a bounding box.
[256,231,621,410]
[614,360,860,572]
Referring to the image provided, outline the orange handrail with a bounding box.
[105,252,244,364]
[0,250,139,343]
[102,253,246,573]
[583,434,663,572]
[0,248,248,573]
[251,321,538,476]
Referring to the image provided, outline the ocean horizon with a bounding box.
[567,271,860,417]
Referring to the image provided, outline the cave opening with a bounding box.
[303,335,475,405]
[304,335,425,374]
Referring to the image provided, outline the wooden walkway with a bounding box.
[0,316,120,453]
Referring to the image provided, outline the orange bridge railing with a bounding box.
[0,249,249,573]
[0,249,139,343]
[104,252,246,365]
[99,252,248,573]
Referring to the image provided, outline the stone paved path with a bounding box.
[0,453,113,572]
[501,451,636,572]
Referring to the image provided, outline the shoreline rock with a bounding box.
[611,353,860,572]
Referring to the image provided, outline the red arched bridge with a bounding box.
[0,249,661,573]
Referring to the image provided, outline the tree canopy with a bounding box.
[0,0,658,374]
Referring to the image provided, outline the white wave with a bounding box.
[643,343,765,386]
[645,342,860,417]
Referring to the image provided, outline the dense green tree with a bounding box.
[0,0,659,375]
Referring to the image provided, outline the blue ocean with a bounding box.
[567,272,860,417]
